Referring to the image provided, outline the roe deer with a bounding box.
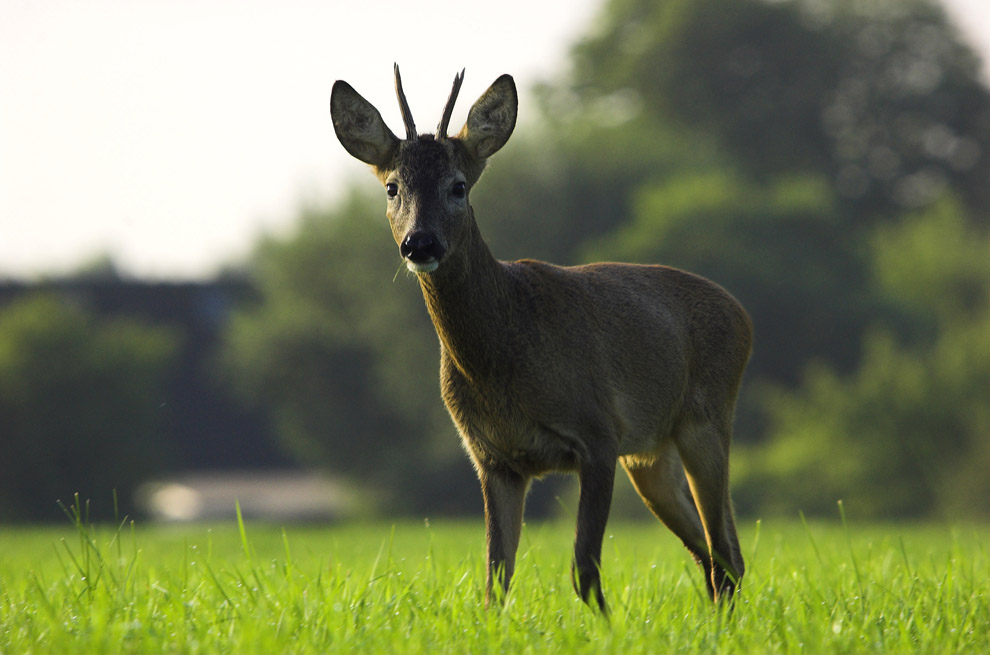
[330,66,753,613]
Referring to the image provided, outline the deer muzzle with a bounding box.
[400,231,446,273]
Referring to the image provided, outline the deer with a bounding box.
[329,66,753,614]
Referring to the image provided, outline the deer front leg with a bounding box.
[571,458,616,615]
[478,464,529,608]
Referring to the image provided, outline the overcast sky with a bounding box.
[1,0,987,281]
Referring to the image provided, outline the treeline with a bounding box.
[1,0,987,521]
[0,275,291,521]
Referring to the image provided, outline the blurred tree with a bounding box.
[734,197,989,518]
[563,0,990,219]
[69,253,125,282]
[0,294,178,521]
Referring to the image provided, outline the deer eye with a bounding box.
[386,182,398,198]
[451,181,467,199]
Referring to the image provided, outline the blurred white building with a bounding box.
[138,470,354,522]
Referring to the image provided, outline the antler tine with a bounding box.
[394,63,417,140]
[436,68,465,140]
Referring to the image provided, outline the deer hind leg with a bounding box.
[620,445,717,599]
[674,419,744,601]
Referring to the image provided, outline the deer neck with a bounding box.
[416,214,514,382]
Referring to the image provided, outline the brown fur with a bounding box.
[330,68,753,613]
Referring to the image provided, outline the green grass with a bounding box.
[0,500,987,654]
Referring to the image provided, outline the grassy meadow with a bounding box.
[0,502,987,654]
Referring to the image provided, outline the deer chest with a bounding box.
[439,361,583,475]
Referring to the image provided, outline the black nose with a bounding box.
[400,231,446,263]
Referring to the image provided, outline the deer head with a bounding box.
[330,66,517,274]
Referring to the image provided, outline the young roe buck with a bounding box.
[330,66,753,613]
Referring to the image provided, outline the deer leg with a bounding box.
[571,457,616,615]
[675,421,744,601]
[478,465,529,608]
[620,446,716,600]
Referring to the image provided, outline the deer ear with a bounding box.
[457,74,517,160]
[331,80,399,169]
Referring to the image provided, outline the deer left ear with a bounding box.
[331,80,399,169]
[457,75,517,160]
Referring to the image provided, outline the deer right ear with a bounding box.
[331,80,399,169]
[457,74,518,160]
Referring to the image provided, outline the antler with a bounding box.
[394,63,417,140]
[436,68,465,140]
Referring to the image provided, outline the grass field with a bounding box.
[0,501,987,654]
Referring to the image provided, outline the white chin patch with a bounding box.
[406,260,439,274]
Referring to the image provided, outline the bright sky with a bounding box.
[1,0,987,280]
